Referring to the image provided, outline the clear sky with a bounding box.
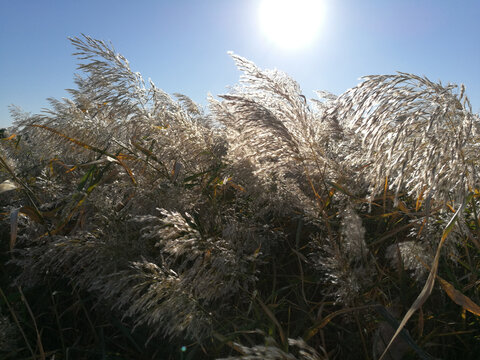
[1,0,479,128]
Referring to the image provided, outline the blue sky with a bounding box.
[1,0,479,128]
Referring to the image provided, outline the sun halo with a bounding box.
[258,0,325,50]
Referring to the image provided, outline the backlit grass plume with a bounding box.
[1,35,479,359]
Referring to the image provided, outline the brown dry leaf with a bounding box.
[397,200,409,213]
[114,155,137,185]
[383,176,388,210]
[437,276,480,316]
[19,206,43,223]
[29,124,103,153]
[416,187,426,211]
[305,304,375,340]
[2,133,17,141]
[10,208,19,251]
[418,306,424,338]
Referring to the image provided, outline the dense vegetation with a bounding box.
[1,35,480,359]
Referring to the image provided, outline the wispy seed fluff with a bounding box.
[341,205,368,261]
[312,206,376,305]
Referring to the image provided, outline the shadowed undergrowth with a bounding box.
[1,35,480,359]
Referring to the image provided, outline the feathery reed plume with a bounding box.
[1,35,479,359]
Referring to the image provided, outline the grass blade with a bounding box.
[256,297,286,348]
[379,200,465,360]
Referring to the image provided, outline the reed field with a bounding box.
[1,35,480,359]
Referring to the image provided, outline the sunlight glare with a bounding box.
[258,0,324,50]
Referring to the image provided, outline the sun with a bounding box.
[258,0,324,50]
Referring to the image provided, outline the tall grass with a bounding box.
[1,35,480,359]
